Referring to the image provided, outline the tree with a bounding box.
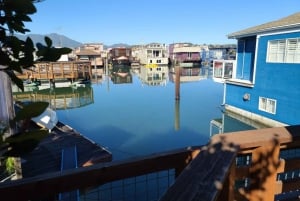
[0,0,71,155]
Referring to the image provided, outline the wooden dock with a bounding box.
[21,121,112,178]
[16,61,92,82]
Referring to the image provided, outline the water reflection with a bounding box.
[110,65,133,84]
[12,84,94,110]
[210,108,270,136]
[169,66,210,83]
[11,64,260,161]
[138,65,169,86]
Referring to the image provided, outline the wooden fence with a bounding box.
[16,61,92,81]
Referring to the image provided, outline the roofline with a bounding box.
[228,23,300,39]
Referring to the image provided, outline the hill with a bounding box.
[16,33,82,48]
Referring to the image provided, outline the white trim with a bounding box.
[252,35,259,84]
[225,105,288,127]
[225,79,254,87]
[257,28,300,38]
[229,27,300,39]
[258,96,277,114]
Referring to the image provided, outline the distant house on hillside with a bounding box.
[224,12,300,126]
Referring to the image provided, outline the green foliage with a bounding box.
[36,37,72,62]
[5,157,15,174]
[14,101,49,121]
[4,129,48,157]
[0,0,71,158]
[0,0,72,91]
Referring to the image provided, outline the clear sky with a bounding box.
[26,0,300,45]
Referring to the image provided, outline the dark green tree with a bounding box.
[0,0,71,157]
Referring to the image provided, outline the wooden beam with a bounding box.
[160,142,238,201]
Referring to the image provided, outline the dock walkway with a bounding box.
[21,121,112,178]
[59,145,79,201]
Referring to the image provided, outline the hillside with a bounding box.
[16,33,82,48]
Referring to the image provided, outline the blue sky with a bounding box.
[26,0,300,45]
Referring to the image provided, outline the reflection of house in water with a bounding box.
[210,109,270,136]
[169,66,209,83]
[12,85,94,110]
[110,65,132,84]
[138,65,169,86]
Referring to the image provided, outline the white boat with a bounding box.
[32,107,58,131]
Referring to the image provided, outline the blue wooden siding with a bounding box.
[236,37,256,81]
[226,32,300,125]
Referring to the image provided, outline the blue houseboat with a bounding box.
[224,12,300,127]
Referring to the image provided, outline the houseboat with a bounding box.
[109,47,132,67]
[74,43,104,67]
[223,12,300,127]
[170,43,202,67]
[136,43,169,66]
[111,56,131,67]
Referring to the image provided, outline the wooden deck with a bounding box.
[16,61,92,81]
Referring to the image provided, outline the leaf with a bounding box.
[14,101,49,121]
[44,36,52,47]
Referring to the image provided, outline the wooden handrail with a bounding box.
[159,141,238,201]
[1,125,300,201]
[0,146,201,201]
[161,125,300,201]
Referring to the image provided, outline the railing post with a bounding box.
[243,138,280,201]
[217,160,236,201]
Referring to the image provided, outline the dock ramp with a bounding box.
[59,145,79,201]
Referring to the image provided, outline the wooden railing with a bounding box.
[0,125,300,201]
[161,125,300,201]
[16,61,92,81]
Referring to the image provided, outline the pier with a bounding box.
[16,61,92,82]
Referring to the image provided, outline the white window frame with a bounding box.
[267,38,300,63]
[258,97,277,114]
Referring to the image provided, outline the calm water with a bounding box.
[55,66,224,161]
[13,65,258,200]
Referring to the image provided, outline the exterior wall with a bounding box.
[110,48,131,58]
[175,52,200,62]
[225,31,300,125]
[137,43,169,65]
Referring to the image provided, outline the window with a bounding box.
[267,38,300,63]
[258,97,276,114]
